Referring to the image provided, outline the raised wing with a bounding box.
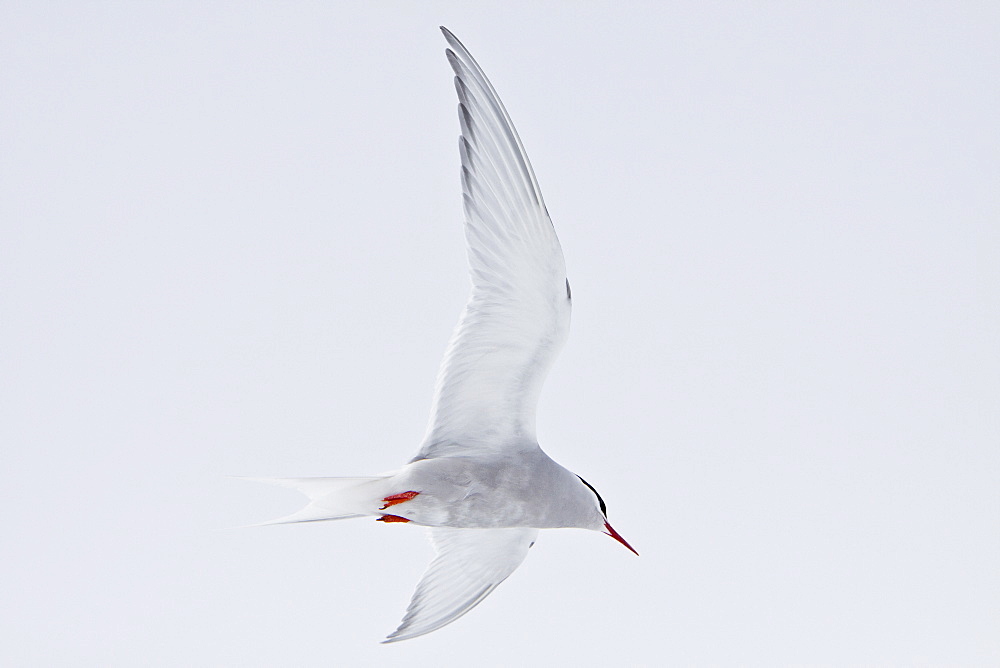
[383,527,538,643]
[415,27,571,460]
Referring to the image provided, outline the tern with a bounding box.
[249,27,636,643]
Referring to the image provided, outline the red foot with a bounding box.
[380,491,419,510]
[376,514,410,523]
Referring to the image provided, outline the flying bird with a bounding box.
[250,26,636,643]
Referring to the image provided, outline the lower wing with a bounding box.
[382,526,539,642]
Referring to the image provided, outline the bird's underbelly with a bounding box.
[383,455,575,529]
[401,491,536,528]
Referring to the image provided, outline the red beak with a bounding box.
[603,522,638,556]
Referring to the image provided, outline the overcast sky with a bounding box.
[2,2,998,666]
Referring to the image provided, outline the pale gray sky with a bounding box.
[2,2,998,666]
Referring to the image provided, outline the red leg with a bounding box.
[376,514,410,523]
[380,490,419,510]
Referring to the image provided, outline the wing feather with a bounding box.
[382,527,538,643]
[414,28,571,460]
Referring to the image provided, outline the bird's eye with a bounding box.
[577,476,607,516]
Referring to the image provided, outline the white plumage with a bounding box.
[249,26,635,644]
[418,30,570,460]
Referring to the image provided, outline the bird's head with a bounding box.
[577,475,638,556]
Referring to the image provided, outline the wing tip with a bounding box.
[380,620,435,644]
[440,25,460,47]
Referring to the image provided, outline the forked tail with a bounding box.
[240,476,388,525]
